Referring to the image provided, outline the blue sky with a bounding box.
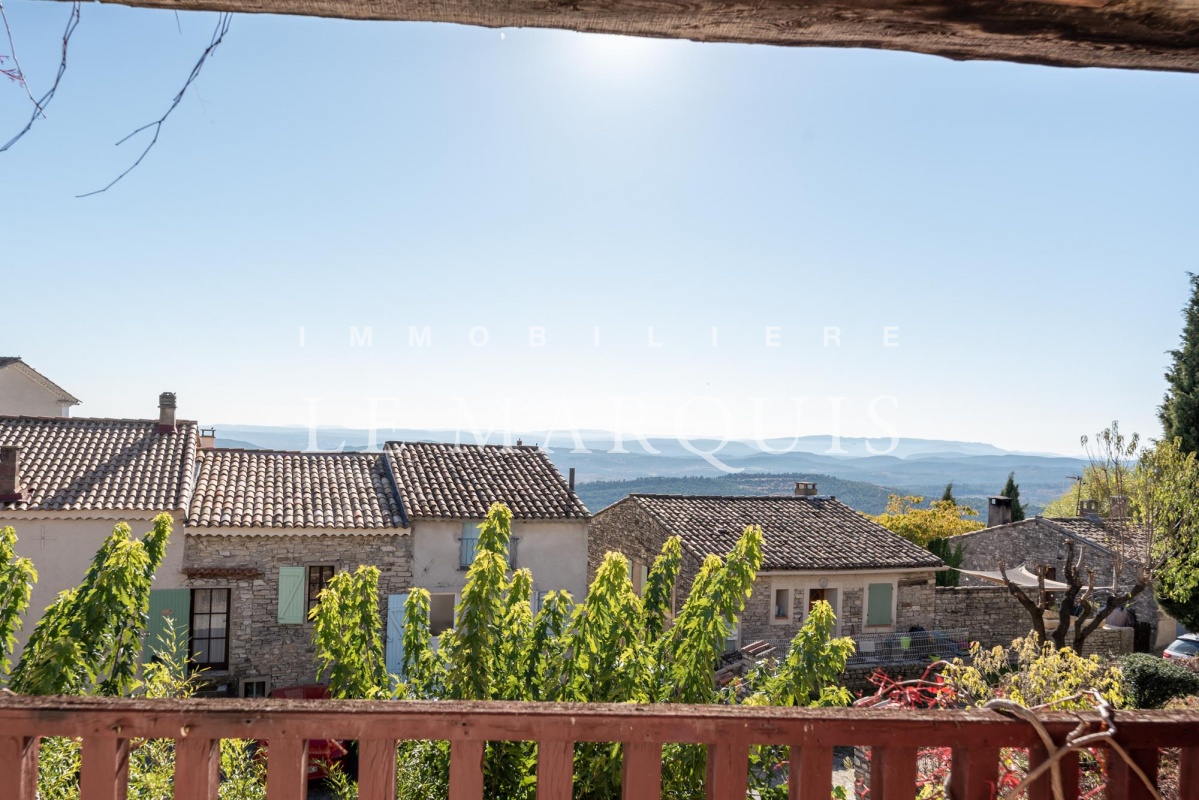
[2,3,1197,455]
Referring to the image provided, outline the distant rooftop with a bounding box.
[0,357,81,407]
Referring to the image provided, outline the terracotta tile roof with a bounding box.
[183,566,264,579]
[187,450,404,529]
[0,416,197,512]
[1026,517,1150,559]
[622,494,943,571]
[384,442,590,520]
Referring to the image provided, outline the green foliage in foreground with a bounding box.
[1120,653,1199,709]
[0,525,37,677]
[310,502,856,800]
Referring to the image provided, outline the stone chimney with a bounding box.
[1110,495,1129,519]
[158,392,177,434]
[0,446,27,503]
[1080,499,1101,518]
[199,427,216,449]
[794,481,818,497]
[987,496,1013,527]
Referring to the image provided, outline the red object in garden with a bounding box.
[259,684,349,780]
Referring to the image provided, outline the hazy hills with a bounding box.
[211,424,1083,514]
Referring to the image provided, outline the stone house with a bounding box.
[181,440,589,695]
[588,485,943,654]
[0,394,197,658]
[0,357,80,417]
[954,500,1164,650]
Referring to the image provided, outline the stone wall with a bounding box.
[932,585,1033,649]
[588,501,704,610]
[184,532,414,691]
[953,520,1158,633]
[1079,625,1134,658]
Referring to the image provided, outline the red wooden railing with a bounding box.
[0,696,1196,800]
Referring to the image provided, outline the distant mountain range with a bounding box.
[211,425,1086,514]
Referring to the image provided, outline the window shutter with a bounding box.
[278,567,306,624]
[460,535,479,569]
[386,593,409,676]
[146,589,191,658]
[866,582,894,626]
[509,536,519,569]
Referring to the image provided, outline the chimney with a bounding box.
[987,496,1013,527]
[568,467,576,492]
[158,392,177,434]
[199,427,216,449]
[1080,499,1101,518]
[1110,495,1129,519]
[0,446,27,503]
[794,481,817,497]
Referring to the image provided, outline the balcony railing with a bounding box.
[0,695,1197,799]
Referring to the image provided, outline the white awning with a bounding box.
[955,565,1069,591]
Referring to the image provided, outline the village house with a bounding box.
[0,393,197,657]
[953,496,1166,652]
[181,440,589,694]
[0,357,81,417]
[588,482,944,654]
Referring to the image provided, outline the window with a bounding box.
[724,619,740,654]
[628,560,649,597]
[241,678,269,698]
[190,588,230,669]
[866,582,894,627]
[773,588,793,621]
[429,593,456,637]
[307,565,335,612]
[460,522,480,569]
[535,590,549,613]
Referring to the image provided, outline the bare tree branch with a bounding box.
[77,12,231,198]
[0,0,42,113]
[0,1,78,153]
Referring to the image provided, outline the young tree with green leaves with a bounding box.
[1000,472,1025,521]
[0,526,36,679]
[1160,272,1199,455]
[11,513,172,696]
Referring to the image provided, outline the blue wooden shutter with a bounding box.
[147,589,191,658]
[386,593,409,676]
[460,525,479,568]
[278,567,306,624]
[866,582,894,626]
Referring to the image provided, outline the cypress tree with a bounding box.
[1000,472,1025,521]
[1160,273,1199,454]
[941,482,956,505]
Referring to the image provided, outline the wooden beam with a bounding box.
[43,0,1199,72]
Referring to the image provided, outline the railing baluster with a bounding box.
[872,746,918,800]
[705,741,749,800]
[449,739,485,800]
[1106,747,1158,800]
[1180,747,1199,800]
[1059,750,1080,800]
[621,741,662,799]
[536,740,574,800]
[949,746,998,800]
[0,736,40,800]
[788,744,832,800]
[81,735,130,800]
[265,739,308,800]
[174,737,219,800]
[1026,746,1052,800]
[358,739,398,800]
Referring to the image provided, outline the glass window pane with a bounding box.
[195,640,210,663]
[195,590,211,613]
[211,591,228,613]
[209,614,227,636]
[209,640,226,664]
[194,616,210,639]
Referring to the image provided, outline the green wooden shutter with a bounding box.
[278,567,306,624]
[147,589,191,657]
[866,582,894,626]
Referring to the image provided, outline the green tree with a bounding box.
[927,537,966,587]
[11,513,172,696]
[1000,472,1025,521]
[941,482,956,504]
[1160,272,1199,455]
[870,495,983,548]
[0,526,36,679]
[310,565,391,699]
[1137,437,1199,631]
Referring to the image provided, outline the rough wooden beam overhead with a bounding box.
[55,0,1199,72]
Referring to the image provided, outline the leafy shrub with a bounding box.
[943,636,1125,709]
[1121,653,1199,708]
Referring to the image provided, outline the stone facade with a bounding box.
[184,532,413,692]
[587,499,705,606]
[954,519,1159,641]
[932,585,1033,649]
